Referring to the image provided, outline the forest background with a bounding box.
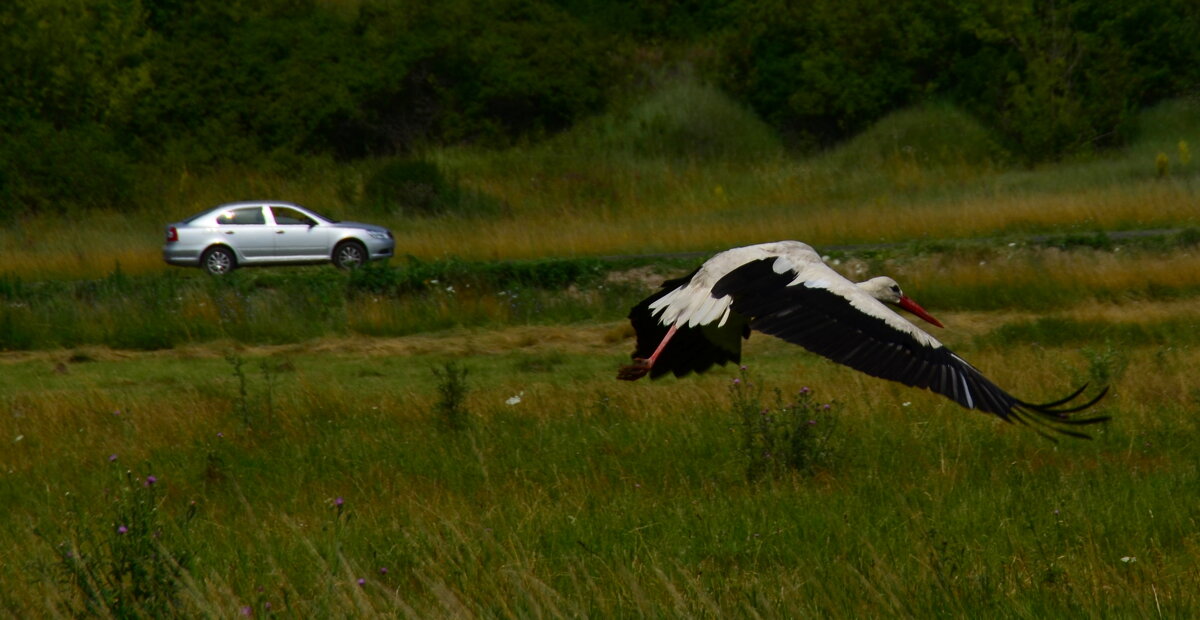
[4,0,1200,218]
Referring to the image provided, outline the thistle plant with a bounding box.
[432,361,471,432]
[225,352,251,428]
[223,353,281,432]
[730,367,839,482]
[37,462,195,618]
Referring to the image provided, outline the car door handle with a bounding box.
[224,231,235,235]
[276,230,285,234]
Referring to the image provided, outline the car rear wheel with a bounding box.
[202,246,236,275]
[333,240,367,270]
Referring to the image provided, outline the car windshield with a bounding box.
[301,207,339,223]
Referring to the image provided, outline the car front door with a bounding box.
[215,206,275,259]
[269,206,331,259]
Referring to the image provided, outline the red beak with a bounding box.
[897,295,944,328]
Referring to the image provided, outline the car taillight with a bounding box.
[166,226,179,242]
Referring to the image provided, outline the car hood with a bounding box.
[329,221,390,234]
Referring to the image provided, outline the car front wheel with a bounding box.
[333,240,367,270]
[202,246,236,275]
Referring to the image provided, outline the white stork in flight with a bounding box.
[618,241,1108,439]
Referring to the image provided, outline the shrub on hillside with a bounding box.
[626,79,783,160]
[824,103,1009,171]
[561,77,782,161]
[363,158,505,218]
[365,159,457,217]
[1128,99,1200,155]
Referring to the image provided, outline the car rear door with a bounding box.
[215,206,275,259]
[269,206,331,259]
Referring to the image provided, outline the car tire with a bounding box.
[202,246,236,275]
[333,240,367,270]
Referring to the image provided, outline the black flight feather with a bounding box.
[705,259,1109,439]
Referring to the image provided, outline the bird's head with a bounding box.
[858,276,944,328]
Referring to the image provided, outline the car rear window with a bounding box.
[217,208,266,225]
[181,210,211,224]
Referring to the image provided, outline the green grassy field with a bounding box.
[1,316,1197,616]
[2,98,1200,616]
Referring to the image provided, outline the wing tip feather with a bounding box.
[1009,384,1111,440]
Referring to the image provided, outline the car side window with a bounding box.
[271,207,317,226]
[216,208,265,225]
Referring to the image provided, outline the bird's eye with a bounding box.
[891,285,900,294]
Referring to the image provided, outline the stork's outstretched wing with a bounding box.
[709,258,1109,439]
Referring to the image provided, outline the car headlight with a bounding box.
[369,232,388,240]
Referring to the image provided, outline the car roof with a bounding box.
[213,200,304,210]
[182,201,311,224]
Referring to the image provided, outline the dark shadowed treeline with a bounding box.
[2,0,1198,215]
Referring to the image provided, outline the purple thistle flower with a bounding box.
[240,605,252,616]
[800,386,811,394]
[117,525,128,534]
[822,403,831,410]
[379,567,389,575]
[335,496,344,507]
[108,454,117,462]
[732,378,741,385]
[144,475,157,487]
[357,578,366,587]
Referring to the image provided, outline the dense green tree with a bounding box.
[0,0,152,131]
[722,0,1200,159]
[723,0,958,150]
[348,0,612,155]
[128,1,373,161]
[951,0,1200,158]
[0,0,150,214]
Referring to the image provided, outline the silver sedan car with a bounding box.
[163,201,395,275]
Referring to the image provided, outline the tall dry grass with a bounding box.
[5,96,1200,277]
[4,175,1195,278]
[388,176,1200,260]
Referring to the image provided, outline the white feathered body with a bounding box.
[647,240,942,349]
